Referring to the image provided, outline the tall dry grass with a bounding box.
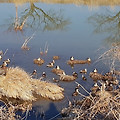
[61,82,120,120]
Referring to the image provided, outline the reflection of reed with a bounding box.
[2,0,120,6]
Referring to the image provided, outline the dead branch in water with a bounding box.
[21,32,35,50]
[40,42,49,56]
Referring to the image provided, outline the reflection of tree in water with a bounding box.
[88,10,120,43]
[21,2,70,31]
[7,2,70,32]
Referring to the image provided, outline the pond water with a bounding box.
[0,0,120,119]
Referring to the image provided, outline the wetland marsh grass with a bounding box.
[61,43,120,120]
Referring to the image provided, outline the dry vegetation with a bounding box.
[97,42,120,70]
[1,0,120,6]
[0,66,64,119]
[0,100,32,120]
[61,82,120,120]
[0,67,64,101]
[61,43,120,120]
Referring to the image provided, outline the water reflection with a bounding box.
[88,10,120,44]
[22,2,70,31]
[8,2,70,32]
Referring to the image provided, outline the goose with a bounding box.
[51,66,65,75]
[33,57,44,65]
[67,57,91,65]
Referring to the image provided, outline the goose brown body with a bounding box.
[53,56,60,60]
[51,66,64,75]
[60,74,76,81]
[89,72,103,81]
[59,73,77,81]
[67,58,91,65]
[33,58,44,65]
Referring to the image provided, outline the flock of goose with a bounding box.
[33,55,120,97]
[0,49,120,99]
[33,56,91,82]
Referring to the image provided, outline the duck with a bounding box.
[111,70,120,76]
[33,57,44,65]
[0,56,2,61]
[91,83,100,94]
[1,61,8,68]
[42,72,46,78]
[31,70,37,78]
[80,68,87,74]
[32,70,37,75]
[59,72,78,81]
[93,69,98,73]
[104,71,112,76]
[72,87,79,96]
[82,74,87,81]
[53,78,59,83]
[51,66,65,75]
[47,62,54,68]
[46,60,55,68]
[53,56,60,60]
[102,73,116,81]
[89,70,103,81]
[110,79,119,86]
[106,84,113,91]
[67,57,91,65]
[72,72,78,78]
[4,59,10,64]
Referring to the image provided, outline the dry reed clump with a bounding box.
[0,67,34,101]
[0,67,64,101]
[32,80,64,100]
[0,100,32,120]
[61,82,120,120]
[97,43,120,70]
